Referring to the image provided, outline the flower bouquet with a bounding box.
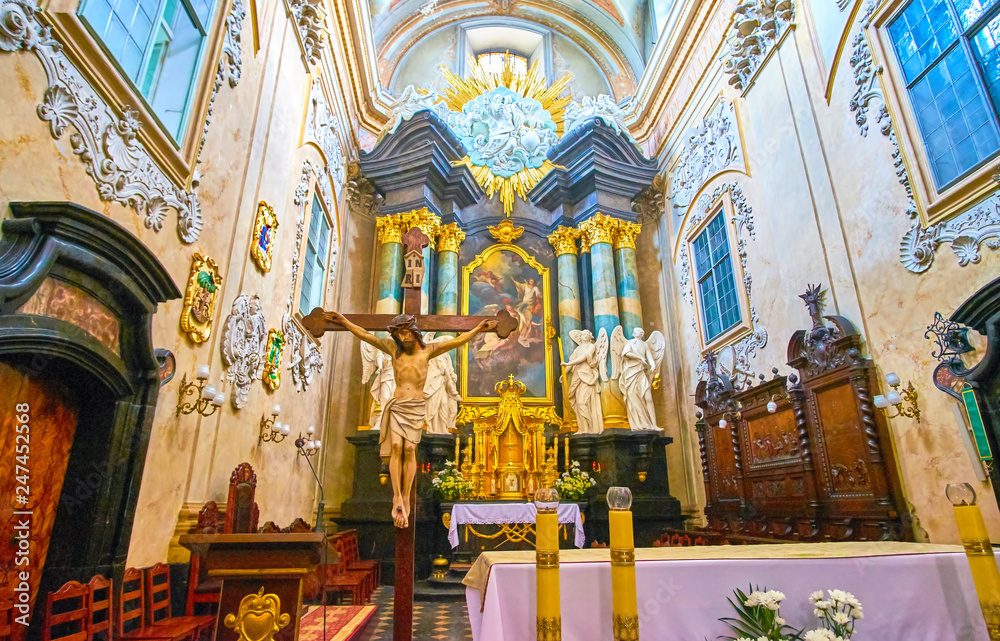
[554,460,596,501]
[430,460,473,501]
[719,586,863,641]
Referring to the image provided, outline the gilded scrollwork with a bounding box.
[180,254,223,343]
[223,587,290,641]
[251,202,278,272]
[488,219,524,244]
[547,226,580,256]
[262,328,284,391]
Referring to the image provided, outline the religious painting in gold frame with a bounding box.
[251,201,279,272]
[460,244,554,404]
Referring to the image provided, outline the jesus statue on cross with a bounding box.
[325,310,496,528]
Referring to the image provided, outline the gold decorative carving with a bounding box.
[223,587,290,641]
[610,548,635,566]
[251,201,278,272]
[579,213,619,247]
[547,226,580,256]
[262,328,284,390]
[613,220,641,250]
[376,215,404,244]
[535,550,559,569]
[545,322,557,340]
[442,512,452,529]
[438,223,466,253]
[537,616,562,641]
[400,207,441,238]
[488,219,525,244]
[612,614,639,641]
[180,253,223,343]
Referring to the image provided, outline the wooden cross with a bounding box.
[300,225,517,641]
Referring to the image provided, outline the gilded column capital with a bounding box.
[613,221,641,250]
[437,223,466,253]
[376,214,404,244]
[547,226,580,256]
[401,207,441,239]
[578,213,618,247]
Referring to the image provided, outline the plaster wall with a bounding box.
[0,0,358,565]
[652,1,1000,542]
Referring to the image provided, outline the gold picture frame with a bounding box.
[262,328,284,391]
[460,243,554,405]
[180,253,222,343]
[251,201,279,272]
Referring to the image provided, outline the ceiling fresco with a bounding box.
[365,0,652,101]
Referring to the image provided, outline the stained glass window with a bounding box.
[889,0,1000,187]
[476,52,529,77]
[80,0,216,140]
[692,213,742,343]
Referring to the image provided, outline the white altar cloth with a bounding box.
[464,543,997,641]
[447,503,585,549]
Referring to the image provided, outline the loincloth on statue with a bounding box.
[378,397,427,461]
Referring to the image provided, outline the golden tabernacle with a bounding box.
[455,376,562,500]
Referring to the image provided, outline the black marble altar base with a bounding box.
[336,428,684,583]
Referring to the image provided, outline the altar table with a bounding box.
[447,503,585,549]
[464,542,997,641]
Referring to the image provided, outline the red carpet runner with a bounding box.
[298,605,378,641]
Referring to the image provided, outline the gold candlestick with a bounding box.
[948,483,1000,639]
[455,435,460,466]
[535,488,561,641]
[608,487,639,641]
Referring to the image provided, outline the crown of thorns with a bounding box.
[388,314,420,335]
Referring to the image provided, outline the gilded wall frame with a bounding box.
[251,201,278,272]
[180,253,222,343]
[460,243,554,405]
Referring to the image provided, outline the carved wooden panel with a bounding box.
[812,382,875,497]
[706,423,741,502]
[744,407,799,469]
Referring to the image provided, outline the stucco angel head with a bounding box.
[579,330,594,343]
[632,327,645,340]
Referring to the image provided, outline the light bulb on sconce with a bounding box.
[176,367,223,417]
[296,432,320,457]
[873,371,920,422]
[718,418,728,429]
[259,406,286,444]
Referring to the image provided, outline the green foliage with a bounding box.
[197,270,216,293]
[431,461,474,501]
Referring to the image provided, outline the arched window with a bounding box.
[476,51,528,76]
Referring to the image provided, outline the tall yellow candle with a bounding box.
[608,487,639,641]
[564,436,570,469]
[948,483,1000,639]
[535,488,561,641]
[455,436,460,466]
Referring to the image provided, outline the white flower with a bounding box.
[851,607,864,619]
[810,590,824,603]
[803,630,835,641]
[744,592,762,608]
[815,600,830,610]
[775,616,786,626]
[828,589,848,604]
[832,612,850,625]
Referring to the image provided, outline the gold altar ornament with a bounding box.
[438,223,467,252]
[223,587,291,641]
[579,213,620,246]
[547,226,580,256]
[251,201,278,272]
[180,253,222,343]
[375,215,404,245]
[947,483,1000,639]
[613,220,642,250]
[488,219,524,244]
[442,55,572,216]
[262,328,284,390]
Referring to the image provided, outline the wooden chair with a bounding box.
[225,463,259,534]
[43,580,89,641]
[257,521,281,534]
[118,568,188,641]
[283,518,312,533]
[337,530,380,586]
[186,502,222,617]
[145,564,214,641]
[0,596,13,641]
[87,576,112,641]
[321,535,373,605]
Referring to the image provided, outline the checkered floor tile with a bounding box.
[353,587,473,641]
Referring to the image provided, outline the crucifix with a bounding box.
[301,225,517,641]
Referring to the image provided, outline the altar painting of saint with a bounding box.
[462,246,553,402]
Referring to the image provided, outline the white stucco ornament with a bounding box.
[221,294,267,409]
[564,94,633,142]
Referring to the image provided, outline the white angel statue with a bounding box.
[611,326,665,431]
[423,334,462,434]
[379,85,447,140]
[561,328,609,435]
[361,342,396,430]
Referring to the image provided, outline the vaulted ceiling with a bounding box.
[365,0,653,100]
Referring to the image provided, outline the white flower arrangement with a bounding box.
[723,586,862,641]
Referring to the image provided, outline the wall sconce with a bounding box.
[592,461,604,474]
[295,426,321,457]
[717,411,741,429]
[637,471,647,483]
[874,372,921,423]
[259,404,289,443]
[176,364,224,417]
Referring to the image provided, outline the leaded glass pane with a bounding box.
[889,0,960,82]
[956,0,1000,28]
[693,213,742,343]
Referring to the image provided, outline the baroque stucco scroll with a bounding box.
[221,293,267,409]
[0,0,205,241]
[720,0,795,93]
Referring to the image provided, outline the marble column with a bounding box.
[547,226,582,361]
[375,214,405,314]
[401,208,441,314]
[579,213,620,340]
[613,220,643,335]
[436,223,465,316]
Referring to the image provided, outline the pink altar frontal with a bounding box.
[463,542,996,641]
